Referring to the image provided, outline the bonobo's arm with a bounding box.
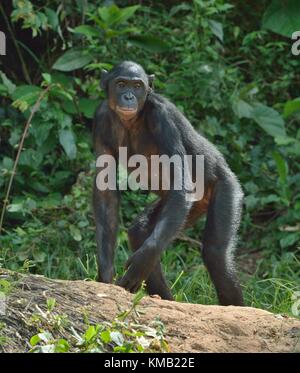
[93,110,120,283]
[119,106,192,292]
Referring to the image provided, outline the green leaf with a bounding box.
[55,339,70,353]
[42,73,52,84]
[251,103,286,138]
[283,98,300,118]
[73,25,101,37]
[61,99,77,115]
[170,3,192,17]
[33,251,46,263]
[208,20,223,42]
[45,8,59,30]
[0,72,16,95]
[19,149,43,168]
[261,194,281,205]
[85,326,96,341]
[272,151,288,184]
[280,233,300,248]
[78,98,99,119]
[52,48,93,72]
[2,157,14,170]
[12,85,42,110]
[100,330,111,344]
[274,136,295,146]
[98,5,140,27]
[47,298,56,312]
[30,335,41,346]
[232,99,253,119]
[262,0,300,37]
[31,120,54,147]
[128,35,169,52]
[69,224,82,242]
[7,203,23,213]
[58,129,77,159]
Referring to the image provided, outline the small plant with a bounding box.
[0,322,9,348]
[28,298,69,332]
[28,287,169,353]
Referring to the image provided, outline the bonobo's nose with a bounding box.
[124,92,134,101]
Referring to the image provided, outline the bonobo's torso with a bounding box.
[95,93,223,197]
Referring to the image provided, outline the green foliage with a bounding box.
[262,0,300,37]
[11,0,59,37]
[28,292,169,353]
[0,0,299,324]
[52,48,93,72]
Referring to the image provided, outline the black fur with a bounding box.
[93,61,244,306]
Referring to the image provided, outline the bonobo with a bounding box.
[93,61,244,306]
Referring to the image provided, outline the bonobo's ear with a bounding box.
[100,69,109,91]
[148,74,155,89]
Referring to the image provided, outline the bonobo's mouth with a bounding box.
[116,106,137,119]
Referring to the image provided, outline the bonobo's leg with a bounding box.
[93,178,120,283]
[127,200,173,300]
[202,173,244,306]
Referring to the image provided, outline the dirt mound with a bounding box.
[0,269,299,353]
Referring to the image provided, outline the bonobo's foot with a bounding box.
[97,268,114,283]
[217,286,244,306]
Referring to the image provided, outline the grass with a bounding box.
[0,172,299,319]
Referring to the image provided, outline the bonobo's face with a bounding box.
[101,62,154,122]
[109,76,148,121]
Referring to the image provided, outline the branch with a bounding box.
[0,85,52,234]
[0,3,32,84]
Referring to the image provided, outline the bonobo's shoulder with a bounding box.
[145,93,177,130]
[92,101,111,141]
[146,93,173,113]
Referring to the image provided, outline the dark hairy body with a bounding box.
[93,61,244,306]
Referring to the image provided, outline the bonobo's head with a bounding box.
[101,61,154,121]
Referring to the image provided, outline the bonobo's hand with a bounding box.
[118,244,160,293]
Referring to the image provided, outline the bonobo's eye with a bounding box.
[133,82,142,89]
[116,81,126,89]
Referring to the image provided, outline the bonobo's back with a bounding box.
[145,92,227,180]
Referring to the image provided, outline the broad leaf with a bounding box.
[128,35,169,52]
[283,98,300,118]
[251,103,286,138]
[232,99,253,119]
[208,20,223,42]
[58,129,77,159]
[98,5,140,27]
[78,98,99,119]
[73,25,101,38]
[45,8,59,30]
[30,335,41,346]
[69,224,82,242]
[272,151,288,184]
[0,72,16,95]
[84,326,96,341]
[55,339,70,353]
[52,48,93,72]
[262,0,300,37]
[12,85,42,107]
